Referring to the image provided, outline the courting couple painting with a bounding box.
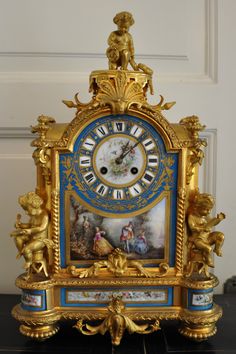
[68,195,168,261]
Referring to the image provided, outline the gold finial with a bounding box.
[31,115,55,143]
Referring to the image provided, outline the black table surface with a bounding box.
[0,294,236,354]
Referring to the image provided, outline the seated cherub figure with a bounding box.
[187,191,225,268]
[107,12,153,76]
[107,12,137,71]
[11,191,51,274]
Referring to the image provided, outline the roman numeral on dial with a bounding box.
[142,138,155,151]
[83,172,96,184]
[130,125,143,138]
[142,171,155,184]
[82,138,96,151]
[129,183,142,197]
[79,156,91,167]
[113,189,124,200]
[96,125,108,138]
[96,184,108,196]
[113,122,125,132]
[148,155,158,166]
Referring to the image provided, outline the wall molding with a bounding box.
[204,0,218,83]
[0,71,91,83]
[0,153,32,159]
[199,129,217,197]
[0,52,188,61]
[0,127,33,139]
[0,0,217,84]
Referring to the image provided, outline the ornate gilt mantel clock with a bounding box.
[11,12,225,345]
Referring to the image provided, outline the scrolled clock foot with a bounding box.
[19,323,60,341]
[179,322,217,342]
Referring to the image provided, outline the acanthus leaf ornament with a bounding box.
[68,248,169,278]
[94,73,176,115]
[63,75,176,116]
[96,71,145,114]
[32,148,51,184]
[74,296,160,346]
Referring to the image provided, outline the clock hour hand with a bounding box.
[115,140,141,165]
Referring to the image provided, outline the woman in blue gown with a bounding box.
[134,230,149,255]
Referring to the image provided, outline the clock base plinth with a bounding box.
[12,304,61,341]
[179,304,222,341]
[19,323,60,341]
[179,323,217,342]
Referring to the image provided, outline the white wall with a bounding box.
[0,0,235,293]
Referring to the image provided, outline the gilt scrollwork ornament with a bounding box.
[185,190,225,278]
[63,11,177,116]
[63,71,149,115]
[32,147,51,184]
[62,93,99,115]
[186,139,207,184]
[68,248,169,278]
[63,73,175,116]
[31,115,56,184]
[74,296,160,346]
[10,192,55,280]
[180,116,207,184]
[95,71,147,114]
[94,71,176,115]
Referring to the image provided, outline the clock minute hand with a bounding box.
[115,140,141,165]
[122,140,140,158]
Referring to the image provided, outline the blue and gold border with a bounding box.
[61,286,173,308]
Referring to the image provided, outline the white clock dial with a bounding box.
[93,135,146,187]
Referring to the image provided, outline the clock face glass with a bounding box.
[59,114,179,266]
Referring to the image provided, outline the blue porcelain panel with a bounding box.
[61,286,173,308]
[21,289,47,311]
[187,288,213,311]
